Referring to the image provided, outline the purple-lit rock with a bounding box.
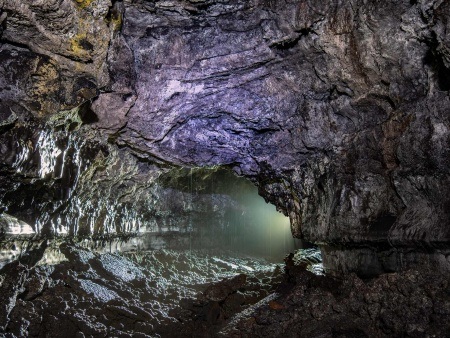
[0,0,449,287]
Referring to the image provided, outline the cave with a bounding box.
[0,0,449,337]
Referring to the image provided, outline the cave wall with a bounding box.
[0,0,449,275]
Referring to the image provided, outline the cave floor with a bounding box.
[1,243,287,337]
[0,243,448,338]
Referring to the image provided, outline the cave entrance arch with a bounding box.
[154,167,301,261]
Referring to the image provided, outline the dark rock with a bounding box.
[0,0,448,319]
[1,243,284,337]
[2,1,449,336]
[202,273,247,302]
[0,262,28,332]
[219,267,450,338]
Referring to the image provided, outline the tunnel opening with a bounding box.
[150,166,305,262]
[0,165,323,337]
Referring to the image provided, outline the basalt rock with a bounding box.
[219,264,450,338]
[0,243,284,337]
[0,0,449,276]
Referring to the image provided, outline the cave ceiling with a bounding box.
[0,0,449,274]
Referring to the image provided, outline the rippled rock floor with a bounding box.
[0,243,448,338]
[0,242,286,337]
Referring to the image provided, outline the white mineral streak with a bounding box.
[37,130,61,178]
[12,140,31,172]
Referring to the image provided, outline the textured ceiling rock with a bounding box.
[0,0,117,117]
[0,0,449,275]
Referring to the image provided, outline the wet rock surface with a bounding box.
[220,255,450,338]
[0,242,285,337]
[1,244,448,337]
[0,0,449,336]
[0,0,449,276]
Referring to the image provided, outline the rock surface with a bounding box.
[220,257,450,338]
[0,243,284,337]
[1,245,448,337]
[0,0,449,275]
[1,1,449,336]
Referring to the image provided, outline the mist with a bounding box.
[157,167,301,260]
